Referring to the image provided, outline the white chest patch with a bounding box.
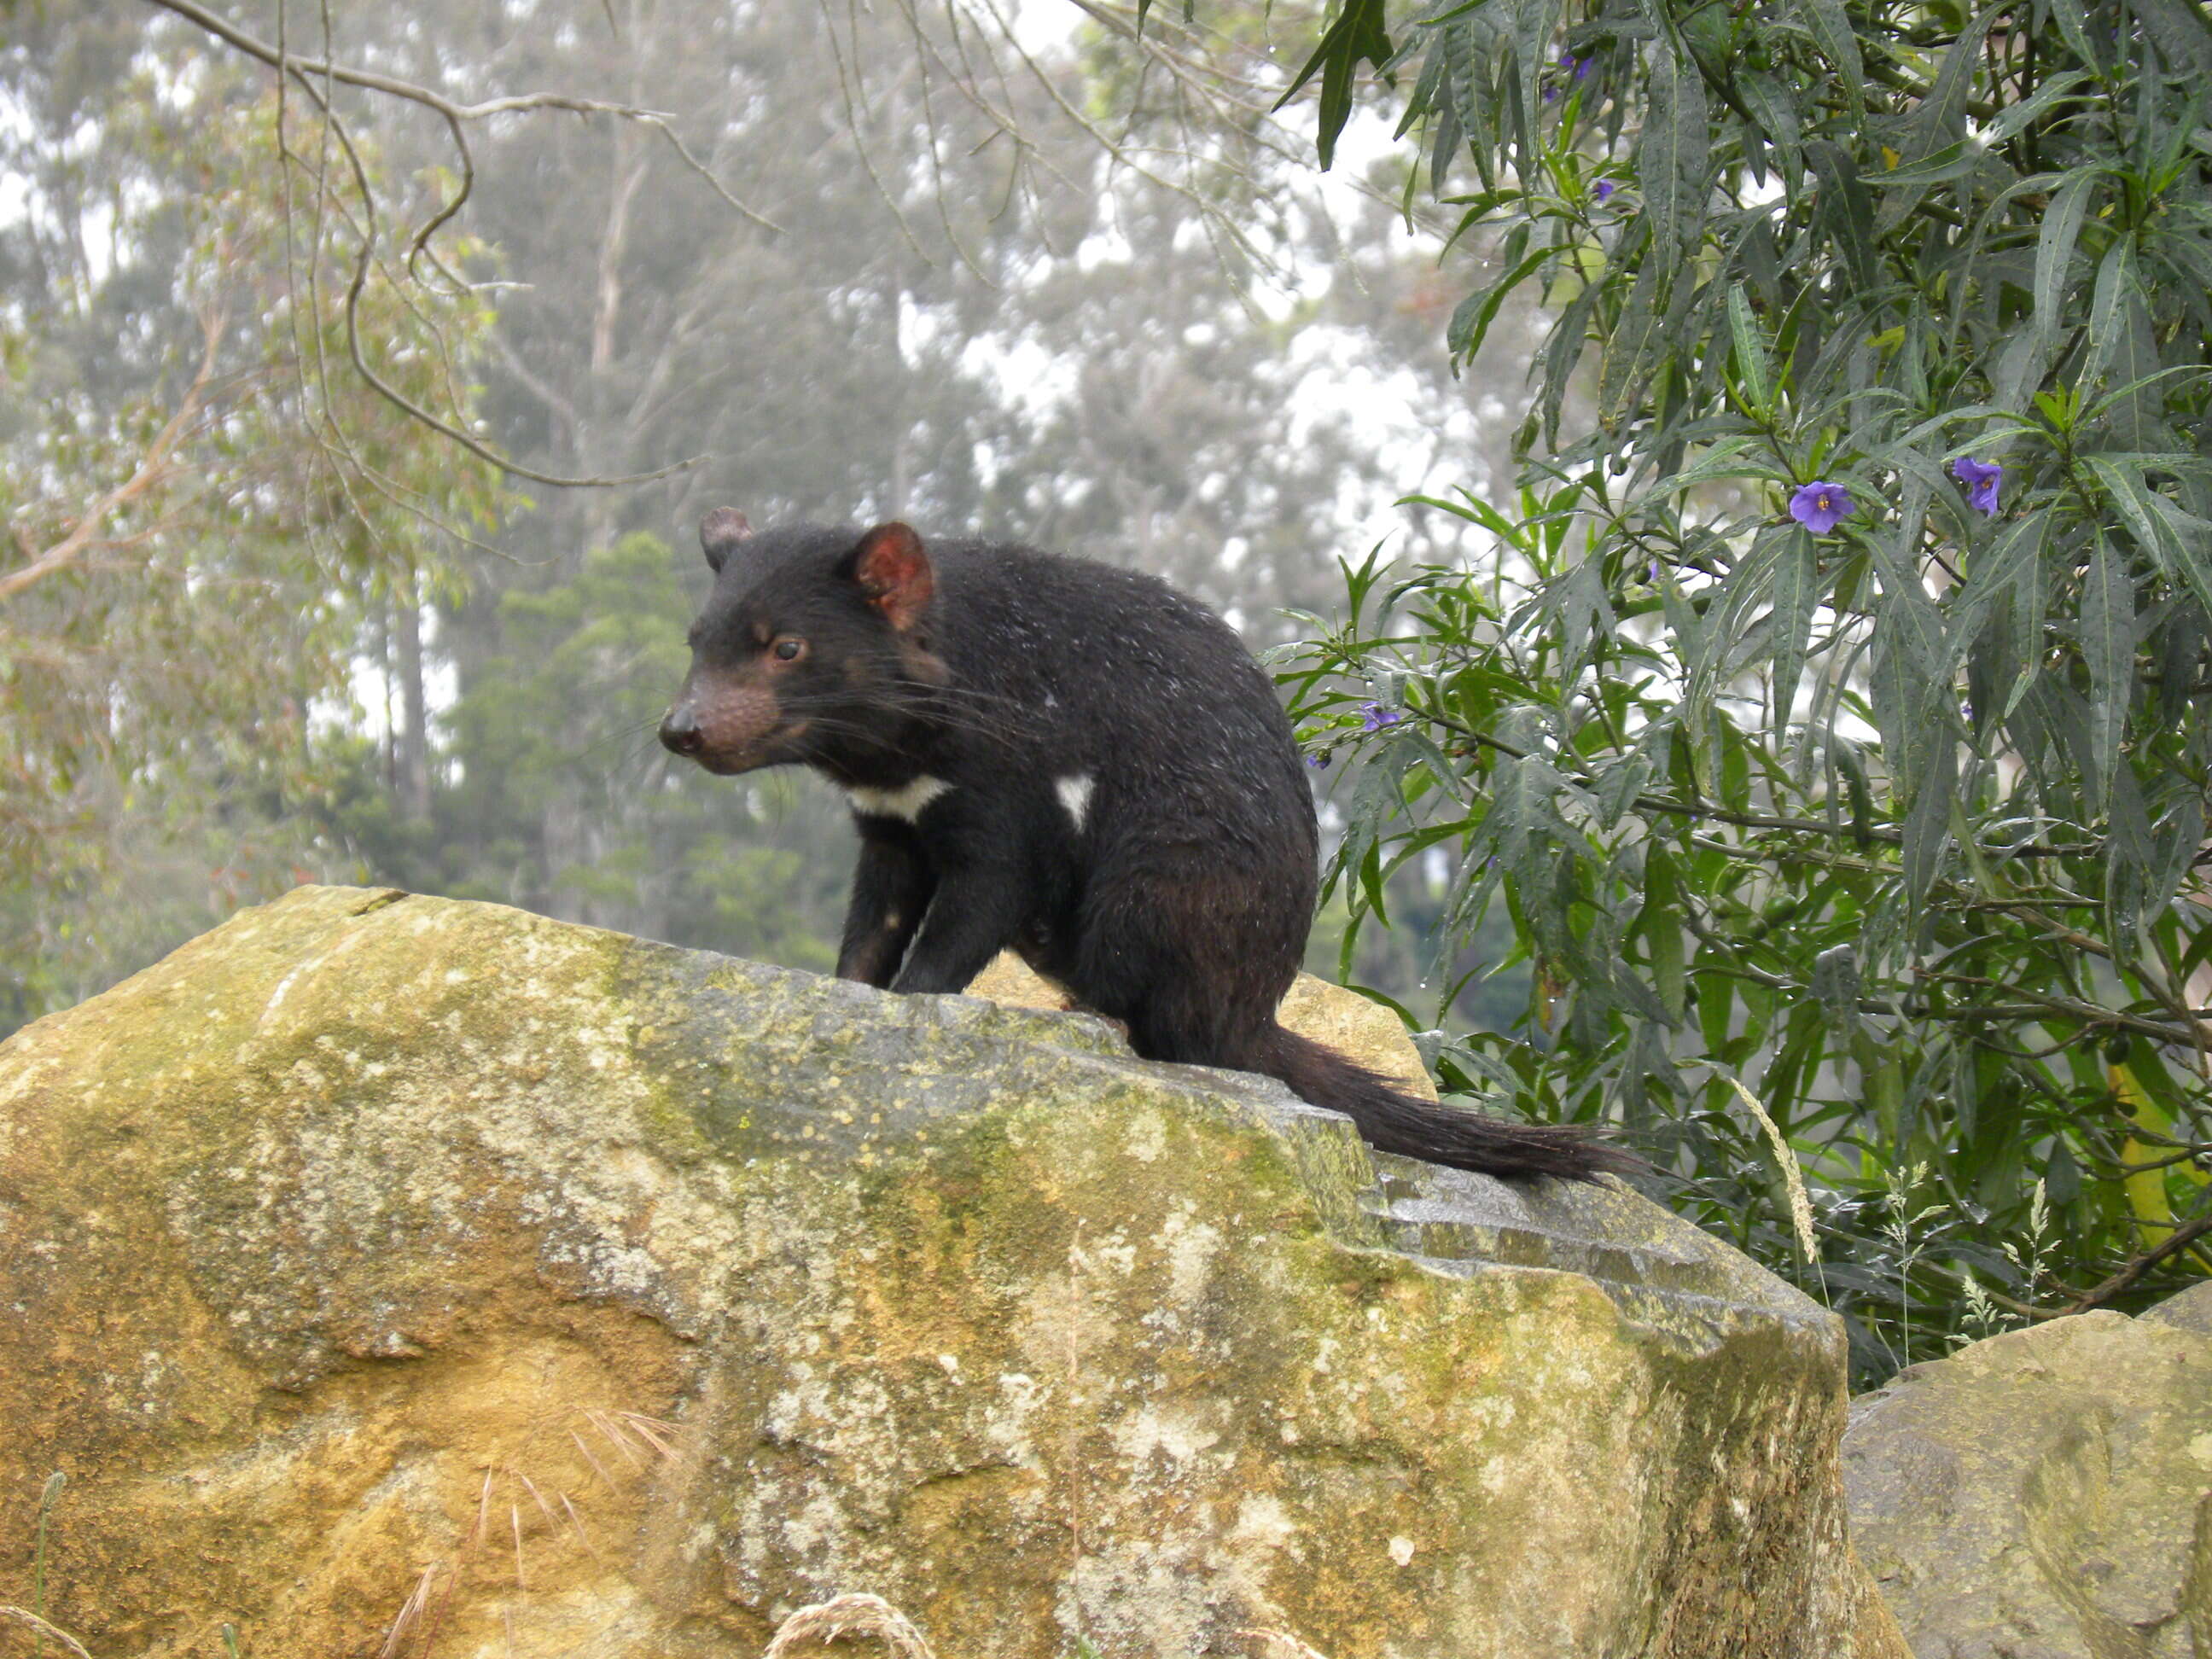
[1056,773,1096,833]
[847,775,952,822]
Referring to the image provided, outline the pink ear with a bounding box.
[849,522,934,632]
[700,507,752,572]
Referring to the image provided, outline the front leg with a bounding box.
[837,824,935,987]
[890,861,1027,996]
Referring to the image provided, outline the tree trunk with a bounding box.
[394,579,433,824]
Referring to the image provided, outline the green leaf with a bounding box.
[1446,242,1554,361]
[1901,736,1958,918]
[1737,71,1803,189]
[1872,5,2001,232]
[1810,943,1860,1038]
[2032,167,2104,357]
[1399,26,1451,137]
[1511,0,1563,170]
[1642,847,1687,1020]
[2079,533,2136,804]
[1727,284,1772,416]
[1953,511,2049,719]
[1640,43,1711,258]
[1791,0,1864,112]
[2040,0,2104,75]
[1806,141,1877,288]
[2088,455,2212,620]
[1649,434,1771,498]
[1275,0,1396,170]
[1976,70,2093,149]
[2133,0,2212,78]
[1601,256,1664,420]
[1907,5,1999,154]
[2076,237,2136,399]
[1768,527,1819,727]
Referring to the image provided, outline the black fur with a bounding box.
[661,518,1632,1182]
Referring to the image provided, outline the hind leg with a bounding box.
[1067,864,1301,1073]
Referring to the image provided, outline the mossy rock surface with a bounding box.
[0,886,1901,1658]
[1844,1298,2212,1658]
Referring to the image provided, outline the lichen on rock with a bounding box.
[0,886,1901,1658]
[1845,1296,2212,1659]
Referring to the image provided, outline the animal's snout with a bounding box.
[659,705,704,755]
[657,680,783,774]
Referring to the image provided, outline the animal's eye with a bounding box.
[772,637,806,661]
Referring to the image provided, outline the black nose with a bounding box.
[659,707,703,755]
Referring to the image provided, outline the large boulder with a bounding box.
[1843,1298,2212,1657]
[0,886,1901,1658]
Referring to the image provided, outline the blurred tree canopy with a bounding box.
[1268,0,2212,1368]
[3,0,1537,1029]
[0,12,503,1024]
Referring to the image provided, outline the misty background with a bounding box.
[2,0,1544,1037]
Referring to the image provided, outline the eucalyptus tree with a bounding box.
[0,5,503,1027]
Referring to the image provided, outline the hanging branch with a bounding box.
[140,0,794,489]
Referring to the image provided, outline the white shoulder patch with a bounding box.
[847,776,952,822]
[1056,773,1096,832]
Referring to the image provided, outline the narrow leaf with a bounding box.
[2080,533,2136,804]
[1768,527,1818,726]
[1737,71,1802,189]
[1901,736,1959,917]
[1275,0,1396,171]
[2033,167,2103,354]
[1809,944,1860,1038]
[1640,43,1710,257]
[1727,284,1772,416]
[1792,0,1864,111]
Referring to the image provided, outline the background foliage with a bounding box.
[1274,0,2212,1371]
[3,2,1533,1034]
[0,20,504,1026]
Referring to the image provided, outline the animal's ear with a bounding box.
[699,508,753,572]
[842,521,934,632]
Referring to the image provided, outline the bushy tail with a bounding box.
[1254,1025,1639,1183]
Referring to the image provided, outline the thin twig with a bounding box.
[143,0,783,229]
[2059,1211,2212,1315]
[141,0,771,490]
[1,302,227,602]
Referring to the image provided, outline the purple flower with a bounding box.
[1951,456,2003,517]
[1359,702,1404,732]
[1788,481,1855,534]
[1546,54,1592,102]
[1593,178,1616,204]
[1306,751,1332,769]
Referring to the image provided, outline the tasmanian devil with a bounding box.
[659,510,1628,1181]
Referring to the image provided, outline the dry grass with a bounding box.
[1728,1077,1818,1265]
[0,1607,91,1659]
[762,1594,938,1659]
[748,1596,1335,1659]
[1233,1631,1332,1659]
[374,1402,689,1658]
[376,1565,444,1659]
